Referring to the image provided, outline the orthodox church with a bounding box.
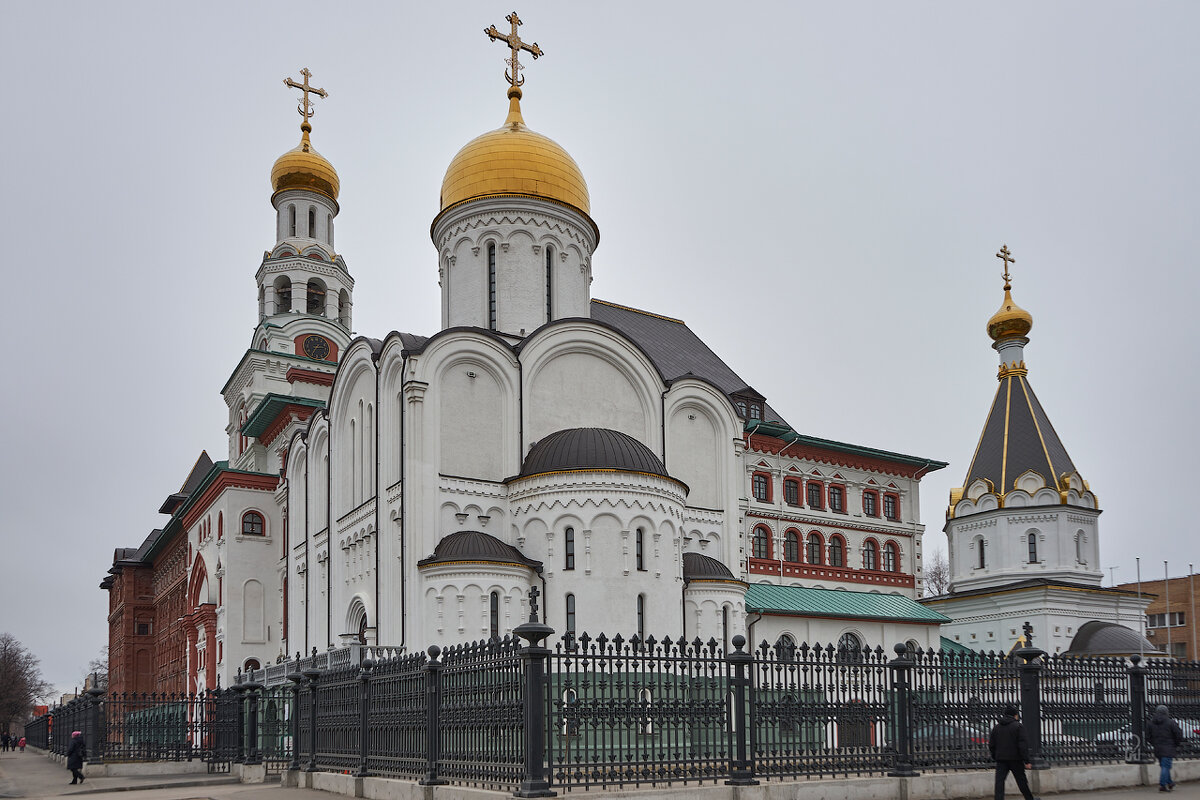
[102,20,951,696]
[921,253,1154,656]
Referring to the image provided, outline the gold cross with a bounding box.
[283,68,328,123]
[485,12,544,88]
[995,244,1016,289]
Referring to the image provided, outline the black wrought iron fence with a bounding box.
[26,623,1200,795]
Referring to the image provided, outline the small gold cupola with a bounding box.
[986,244,1033,341]
[271,68,340,203]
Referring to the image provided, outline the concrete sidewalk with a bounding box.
[2,749,1195,800]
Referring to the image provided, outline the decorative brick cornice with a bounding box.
[260,404,318,448]
[748,434,929,479]
[747,558,915,588]
[286,367,335,387]
[182,471,279,529]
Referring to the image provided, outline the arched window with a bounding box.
[837,632,864,663]
[275,276,292,314]
[288,204,296,237]
[776,633,797,662]
[489,591,500,640]
[306,279,326,315]
[564,527,575,570]
[1075,532,1085,564]
[565,593,576,634]
[357,614,368,645]
[977,539,986,569]
[829,536,845,567]
[326,213,333,245]
[636,594,646,641]
[807,532,823,565]
[863,539,878,571]
[784,530,800,563]
[242,511,265,537]
[883,542,899,572]
[244,658,261,673]
[487,243,497,330]
[722,606,730,653]
[1028,532,1038,563]
[307,206,316,239]
[545,246,553,322]
[752,526,771,559]
[636,528,645,571]
[338,289,350,328]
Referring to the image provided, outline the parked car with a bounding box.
[1093,719,1200,760]
[910,723,992,767]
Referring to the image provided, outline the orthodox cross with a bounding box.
[283,68,328,123]
[527,584,541,622]
[1022,620,1034,647]
[996,244,1016,289]
[485,12,544,87]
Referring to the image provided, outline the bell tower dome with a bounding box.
[431,14,598,339]
[944,247,1102,593]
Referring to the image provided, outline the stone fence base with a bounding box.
[281,761,1200,800]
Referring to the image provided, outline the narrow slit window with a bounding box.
[564,526,575,570]
[636,528,645,571]
[288,205,296,237]
[488,244,497,330]
[489,591,500,640]
[307,206,316,238]
[565,593,576,634]
[545,246,553,322]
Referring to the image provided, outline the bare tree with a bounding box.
[82,644,108,692]
[924,549,951,597]
[0,633,52,735]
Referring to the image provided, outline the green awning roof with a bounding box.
[241,394,326,438]
[940,636,974,654]
[746,584,951,624]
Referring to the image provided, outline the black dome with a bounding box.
[417,531,541,571]
[520,428,668,478]
[1067,621,1159,655]
[683,552,737,582]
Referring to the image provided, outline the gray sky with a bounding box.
[2,2,1197,694]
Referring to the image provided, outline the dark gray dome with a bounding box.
[1067,621,1159,655]
[683,552,738,582]
[520,428,668,478]
[417,531,541,571]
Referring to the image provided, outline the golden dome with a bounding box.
[271,122,339,202]
[987,285,1034,341]
[438,87,590,218]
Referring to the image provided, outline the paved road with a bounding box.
[1,750,1195,800]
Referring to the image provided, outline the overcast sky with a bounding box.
[2,2,1197,694]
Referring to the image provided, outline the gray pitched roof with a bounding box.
[964,375,1077,492]
[589,300,789,425]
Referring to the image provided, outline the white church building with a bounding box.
[105,35,952,694]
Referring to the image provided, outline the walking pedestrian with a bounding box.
[989,704,1040,800]
[17,736,25,752]
[1,732,9,751]
[1147,704,1183,792]
[66,731,86,785]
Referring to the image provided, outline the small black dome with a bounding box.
[520,428,668,478]
[417,531,541,571]
[683,552,738,582]
[1067,621,1159,655]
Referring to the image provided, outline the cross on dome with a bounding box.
[284,67,328,128]
[996,244,1016,290]
[485,12,544,88]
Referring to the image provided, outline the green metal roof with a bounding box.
[745,584,951,624]
[743,422,947,472]
[940,636,974,654]
[241,393,326,438]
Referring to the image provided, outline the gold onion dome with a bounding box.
[271,122,340,202]
[439,86,590,217]
[987,283,1034,341]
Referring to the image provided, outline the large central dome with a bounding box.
[439,87,590,217]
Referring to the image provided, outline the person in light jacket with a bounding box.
[66,731,86,785]
[989,705,1039,800]
[1147,704,1184,792]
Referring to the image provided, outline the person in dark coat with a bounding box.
[1147,704,1184,792]
[66,731,86,785]
[989,704,1039,800]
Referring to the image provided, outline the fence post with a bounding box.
[354,658,374,778]
[286,655,304,772]
[725,634,759,786]
[887,643,919,777]
[1127,655,1155,764]
[513,585,555,798]
[244,675,263,766]
[85,683,105,765]
[232,671,248,764]
[1015,621,1048,770]
[303,661,322,772]
[419,646,448,786]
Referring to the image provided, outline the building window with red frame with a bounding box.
[884,494,899,521]
[242,511,265,536]
[752,473,770,502]
[752,526,771,559]
[829,536,845,567]
[806,482,823,509]
[829,486,845,512]
[784,479,799,506]
[784,530,800,562]
[883,541,899,572]
[863,539,879,570]
[863,491,879,517]
[807,532,823,565]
